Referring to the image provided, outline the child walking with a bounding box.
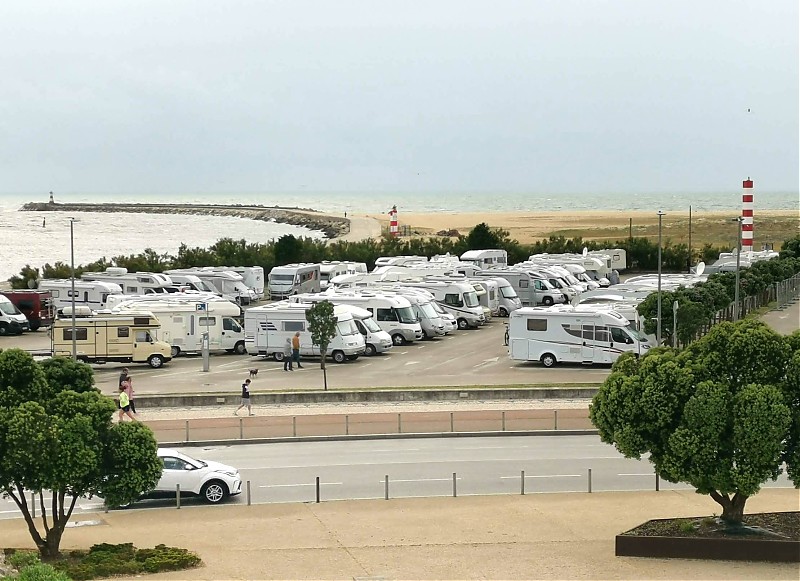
[234,378,254,416]
[118,385,138,422]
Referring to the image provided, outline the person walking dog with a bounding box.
[234,378,254,416]
[291,331,303,369]
[283,338,293,371]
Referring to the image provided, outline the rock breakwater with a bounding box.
[21,201,349,239]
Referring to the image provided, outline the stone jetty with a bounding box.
[21,201,349,239]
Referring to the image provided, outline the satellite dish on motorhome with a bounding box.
[582,247,588,257]
[695,262,706,276]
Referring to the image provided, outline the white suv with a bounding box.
[153,448,242,504]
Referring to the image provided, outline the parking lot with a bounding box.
[0,319,610,397]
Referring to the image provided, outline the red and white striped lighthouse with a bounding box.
[741,179,754,250]
[388,205,399,237]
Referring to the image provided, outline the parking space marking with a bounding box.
[259,482,342,488]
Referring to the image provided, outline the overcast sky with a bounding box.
[1,0,797,195]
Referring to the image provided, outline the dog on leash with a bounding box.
[248,369,258,379]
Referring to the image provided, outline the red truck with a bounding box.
[0,290,55,331]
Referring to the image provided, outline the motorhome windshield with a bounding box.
[499,286,518,299]
[395,306,416,324]
[626,325,649,342]
[0,302,21,315]
[270,274,294,282]
[337,319,359,336]
[463,291,479,308]
[430,301,446,315]
[565,274,581,285]
[361,317,382,333]
[419,303,438,319]
[197,281,217,292]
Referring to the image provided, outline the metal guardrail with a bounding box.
[775,273,800,310]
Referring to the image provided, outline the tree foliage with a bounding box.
[0,350,162,558]
[590,321,799,524]
[305,301,337,389]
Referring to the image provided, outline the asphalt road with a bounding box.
[1,319,611,395]
[2,436,793,520]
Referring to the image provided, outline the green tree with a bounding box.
[274,234,303,265]
[305,301,337,391]
[0,351,162,559]
[590,321,798,525]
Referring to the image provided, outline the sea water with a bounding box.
[0,190,796,281]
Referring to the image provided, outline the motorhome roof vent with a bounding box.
[105,267,128,275]
[61,306,94,317]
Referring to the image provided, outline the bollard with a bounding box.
[502,411,506,432]
[397,413,402,434]
[450,411,454,433]
[239,417,243,440]
[31,493,35,518]
[655,472,660,492]
[554,410,558,430]
[185,420,190,442]
[384,475,389,500]
[587,469,592,493]
[452,472,457,498]
[292,416,297,437]
[345,415,349,436]
[521,470,525,495]
[315,476,320,503]
[176,484,181,509]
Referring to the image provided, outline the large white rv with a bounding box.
[372,255,428,270]
[288,300,393,356]
[507,307,649,367]
[319,262,350,291]
[113,298,245,357]
[479,276,522,317]
[187,266,265,300]
[399,280,485,329]
[475,269,565,308]
[39,280,123,313]
[165,269,256,304]
[80,268,172,295]
[459,249,508,269]
[267,263,321,299]
[51,309,173,368]
[244,301,365,363]
[161,273,220,294]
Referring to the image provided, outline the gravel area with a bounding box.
[134,398,592,420]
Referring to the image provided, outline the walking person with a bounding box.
[291,331,304,369]
[118,385,137,422]
[119,368,136,414]
[283,338,293,371]
[234,378,254,416]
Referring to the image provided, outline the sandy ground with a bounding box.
[357,209,798,244]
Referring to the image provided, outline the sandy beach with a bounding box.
[361,209,799,247]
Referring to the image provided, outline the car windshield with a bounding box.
[463,291,479,308]
[337,319,359,336]
[361,317,382,333]
[395,306,417,324]
[419,303,438,318]
[0,302,21,315]
[499,286,518,299]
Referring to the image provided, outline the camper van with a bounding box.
[365,286,446,339]
[267,263,321,299]
[39,280,123,313]
[159,273,220,294]
[114,298,245,357]
[0,295,30,335]
[165,269,256,304]
[475,269,565,308]
[507,307,649,367]
[319,262,351,291]
[80,268,172,295]
[459,249,508,269]
[244,301,365,363]
[399,280,485,329]
[51,309,173,368]
[186,266,265,300]
[471,278,500,317]
[288,290,423,345]
[1,290,54,331]
[479,276,522,317]
[289,300,392,356]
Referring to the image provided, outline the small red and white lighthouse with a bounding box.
[388,205,399,237]
[741,179,754,250]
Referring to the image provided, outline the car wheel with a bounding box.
[346,354,359,361]
[364,343,376,356]
[0,323,8,336]
[332,350,346,363]
[148,354,165,368]
[30,321,41,331]
[498,307,508,317]
[234,341,246,355]
[391,333,406,346]
[541,353,557,368]
[200,480,228,504]
[274,352,285,362]
[457,318,469,330]
[170,346,181,358]
[543,297,554,306]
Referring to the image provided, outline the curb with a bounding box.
[161,428,600,447]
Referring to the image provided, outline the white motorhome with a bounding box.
[372,255,428,270]
[475,269,566,308]
[80,268,172,295]
[290,301,392,356]
[190,266,265,300]
[244,301,365,363]
[508,307,650,367]
[39,279,123,313]
[165,269,256,304]
[114,298,245,357]
[528,254,612,287]
[460,249,508,269]
[399,280,485,329]
[590,248,627,272]
[267,263,321,299]
[354,285,447,339]
[319,262,351,291]
[561,264,601,290]
[52,308,173,368]
[289,290,423,345]
[471,278,500,317]
[161,273,220,294]
[0,295,29,335]
[479,276,522,317]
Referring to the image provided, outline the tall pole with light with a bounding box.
[672,300,679,348]
[69,217,77,360]
[656,210,665,345]
[734,216,743,321]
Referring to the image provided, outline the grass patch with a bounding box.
[3,543,201,580]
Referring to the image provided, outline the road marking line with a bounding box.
[381,478,459,483]
[618,473,654,477]
[259,482,342,488]
[500,474,581,479]
[404,361,420,366]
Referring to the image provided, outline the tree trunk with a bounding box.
[709,491,749,525]
[40,526,64,560]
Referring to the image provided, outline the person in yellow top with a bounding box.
[118,385,138,422]
[291,331,304,369]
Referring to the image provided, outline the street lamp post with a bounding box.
[656,210,665,345]
[69,217,77,360]
[734,217,743,321]
[672,300,679,348]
